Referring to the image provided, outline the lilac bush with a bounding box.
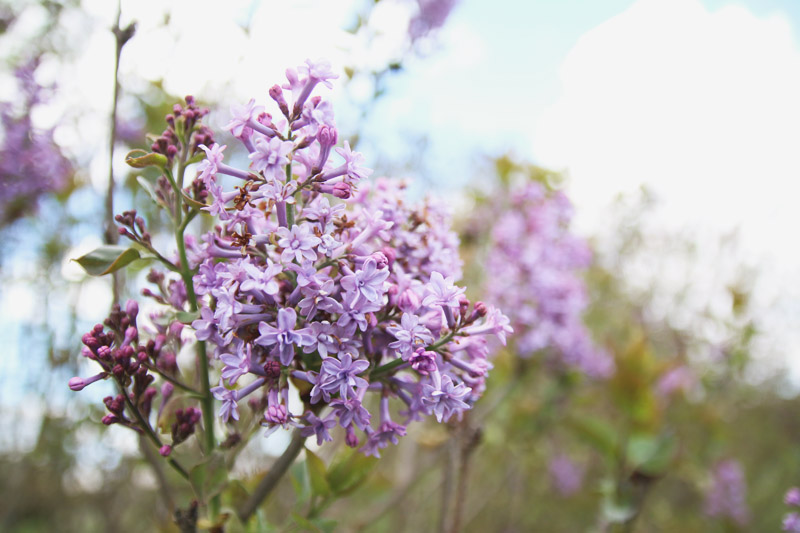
[484,182,612,377]
[0,59,72,226]
[69,59,509,524]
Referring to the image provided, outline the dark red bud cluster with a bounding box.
[116,209,151,245]
[171,407,202,445]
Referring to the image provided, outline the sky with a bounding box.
[4,0,800,407]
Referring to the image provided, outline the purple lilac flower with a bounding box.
[74,61,512,460]
[422,271,465,310]
[387,313,435,359]
[331,397,371,430]
[548,454,584,497]
[249,136,294,180]
[704,459,750,526]
[311,352,369,402]
[421,372,471,422]
[197,143,226,186]
[224,98,265,137]
[785,513,800,533]
[341,257,390,306]
[408,0,459,41]
[276,224,321,264]
[484,182,613,377]
[220,342,251,385]
[301,412,337,445]
[0,59,72,225]
[256,307,314,366]
[240,258,282,298]
[211,381,239,422]
[360,396,406,458]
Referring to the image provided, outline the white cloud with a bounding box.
[535,0,800,380]
[537,0,800,248]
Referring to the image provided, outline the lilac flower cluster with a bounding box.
[408,0,459,41]
[484,182,613,377]
[783,488,800,532]
[189,61,509,456]
[71,301,200,443]
[703,459,749,526]
[548,453,585,497]
[0,59,72,225]
[71,60,509,461]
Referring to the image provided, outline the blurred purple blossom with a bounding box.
[704,459,749,526]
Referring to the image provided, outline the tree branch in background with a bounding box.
[237,430,307,524]
[104,2,136,304]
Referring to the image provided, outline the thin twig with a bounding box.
[438,439,457,532]
[237,430,307,523]
[105,1,136,304]
[138,433,176,513]
[450,423,481,533]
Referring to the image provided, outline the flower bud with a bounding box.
[125,300,139,321]
[331,182,351,199]
[159,445,172,457]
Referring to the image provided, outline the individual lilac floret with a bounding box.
[255,307,313,366]
[387,313,435,359]
[301,412,337,445]
[340,257,390,306]
[787,488,800,506]
[211,381,240,422]
[240,258,282,298]
[422,271,465,310]
[311,352,369,403]
[197,143,226,186]
[224,98,265,137]
[249,137,294,180]
[360,396,406,458]
[421,372,472,422]
[331,397,371,430]
[220,343,251,385]
[276,224,321,264]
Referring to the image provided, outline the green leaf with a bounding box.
[189,461,207,500]
[289,512,323,532]
[567,416,619,458]
[182,191,208,211]
[627,433,677,476]
[189,454,228,503]
[73,246,141,276]
[311,518,338,533]
[305,448,331,498]
[136,176,166,208]
[326,449,378,496]
[176,310,201,324]
[125,149,168,169]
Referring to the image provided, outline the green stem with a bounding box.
[370,357,406,380]
[173,129,217,518]
[120,387,190,480]
[285,162,295,227]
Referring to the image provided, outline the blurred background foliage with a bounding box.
[1,0,799,532]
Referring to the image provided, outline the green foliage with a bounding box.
[73,245,142,276]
